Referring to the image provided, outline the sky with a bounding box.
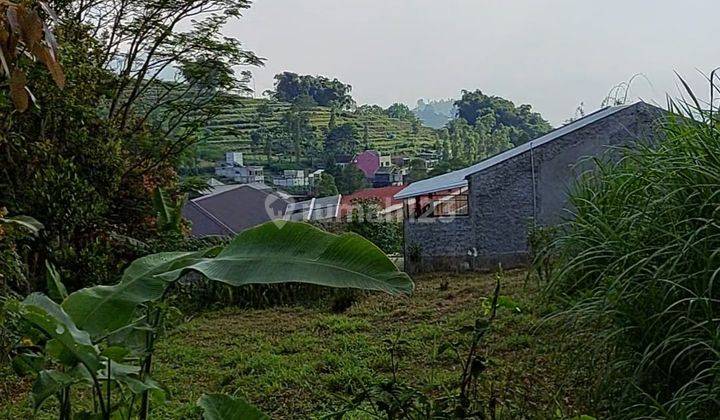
[224,0,719,125]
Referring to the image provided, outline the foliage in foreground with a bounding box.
[544,82,720,418]
[7,222,412,419]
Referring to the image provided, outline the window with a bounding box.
[430,193,469,217]
[405,189,470,218]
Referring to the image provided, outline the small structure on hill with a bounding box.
[395,102,665,272]
[373,166,404,187]
[352,150,382,179]
[272,170,308,188]
[214,152,264,184]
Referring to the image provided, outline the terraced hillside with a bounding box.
[197,97,440,165]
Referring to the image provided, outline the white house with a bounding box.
[272,170,308,188]
[214,152,264,184]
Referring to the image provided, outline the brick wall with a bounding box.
[404,102,665,272]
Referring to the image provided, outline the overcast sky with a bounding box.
[225,0,719,125]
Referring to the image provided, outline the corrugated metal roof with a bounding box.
[394,103,636,199]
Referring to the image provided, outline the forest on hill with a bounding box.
[191,73,553,178]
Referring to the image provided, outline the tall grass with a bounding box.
[545,77,720,418]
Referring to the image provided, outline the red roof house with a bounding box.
[339,185,406,221]
[352,150,381,179]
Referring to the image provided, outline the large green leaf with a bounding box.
[63,222,412,341]
[31,369,86,410]
[45,261,67,303]
[160,222,414,295]
[197,394,269,420]
[153,187,188,233]
[62,251,209,339]
[19,294,100,372]
[0,215,43,234]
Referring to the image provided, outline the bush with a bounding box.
[544,86,720,417]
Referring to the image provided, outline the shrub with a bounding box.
[544,81,720,417]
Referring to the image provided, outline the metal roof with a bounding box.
[394,103,636,200]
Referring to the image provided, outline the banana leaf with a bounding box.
[64,222,413,341]
[198,394,269,420]
[19,294,100,373]
[160,222,414,294]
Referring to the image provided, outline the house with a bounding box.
[340,185,407,222]
[182,183,290,237]
[285,195,342,221]
[308,169,325,186]
[395,102,665,272]
[214,152,264,184]
[416,151,440,170]
[335,155,353,169]
[373,166,404,188]
[272,170,308,188]
[353,150,381,179]
[233,166,264,184]
[392,156,410,167]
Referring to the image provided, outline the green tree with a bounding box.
[252,102,275,164]
[336,165,369,195]
[271,72,354,109]
[280,94,316,163]
[328,107,337,131]
[0,0,262,290]
[315,173,339,197]
[386,103,418,122]
[454,90,552,146]
[325,123,359,156]
[363,123,371,149]
[406,159,429,183]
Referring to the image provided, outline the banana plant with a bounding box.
[152,187,188,235]
[11,222,414,419]
[0,212,43,235]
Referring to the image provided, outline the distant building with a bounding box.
[225,152,244,166]
[273,170,308,188]
[233,166,264,184]
[391,156,410,167]
[416,152,440,170]
[214,152,264,184]
[308,169,325,186]
[352,150,381,179]
[373,166,404,188]
[335,155,353,169]
[182,183,290,237]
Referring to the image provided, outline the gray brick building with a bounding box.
[395,102,665,272]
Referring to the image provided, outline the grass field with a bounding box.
[1,270,602,419]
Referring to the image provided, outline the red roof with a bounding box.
[340,185,406,217]
[352,150,381,178]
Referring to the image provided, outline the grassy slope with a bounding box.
[1,270,601,419]
[198,98,439,165]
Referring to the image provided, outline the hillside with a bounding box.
[197,97,440,166]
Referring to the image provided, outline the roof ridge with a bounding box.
[192,184,244,202]
[395,102,642,200]
[189,201,236,235]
